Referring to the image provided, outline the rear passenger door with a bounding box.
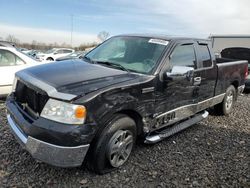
[193,41,217,111]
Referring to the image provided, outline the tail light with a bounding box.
[245,64,249,79]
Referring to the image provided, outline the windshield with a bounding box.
[85,36,168,74]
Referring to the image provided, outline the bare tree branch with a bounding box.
[98,31,110,42]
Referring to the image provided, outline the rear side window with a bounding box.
[170,44,196,68]
[199,44,212,67]
[56,50,64,54]
[63,50,73,53]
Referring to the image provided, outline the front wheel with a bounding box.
[87,114,136,174]
[214,85,236,115]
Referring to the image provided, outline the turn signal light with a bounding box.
[75,106,87,119]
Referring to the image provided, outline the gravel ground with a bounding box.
[0,94,249,188]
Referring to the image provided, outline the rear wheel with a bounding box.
[214,85,236,115]
[87,114,136,174]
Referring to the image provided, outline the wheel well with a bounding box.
[231,81,238,88]
[118,110,144,136]
[230,81,239,100]
[46,57,54,60]
[231,80,239,92]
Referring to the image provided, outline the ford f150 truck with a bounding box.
[6,35,248,174]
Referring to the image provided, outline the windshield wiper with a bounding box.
[95,61,130,73]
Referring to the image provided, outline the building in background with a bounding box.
[209,35,250,54]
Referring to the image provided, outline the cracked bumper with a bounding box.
[7,114,89,167]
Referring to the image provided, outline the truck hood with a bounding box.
[16,60,139,99]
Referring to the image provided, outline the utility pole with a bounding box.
[70,14,73,47]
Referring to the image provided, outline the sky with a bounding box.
[0,0,250,46]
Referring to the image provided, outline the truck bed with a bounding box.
[215,58,247,96]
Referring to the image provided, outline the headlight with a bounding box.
[41,99,87,125]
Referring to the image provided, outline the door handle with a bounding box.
[193,77,201,85]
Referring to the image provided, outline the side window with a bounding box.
[16,56,25,65]
[170,44,196,68]
[63,50,72,53]
[0,50,25,66]
[199,44,212,67]
[56,50,64,54]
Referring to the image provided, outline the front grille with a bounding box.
[14,80,49,116]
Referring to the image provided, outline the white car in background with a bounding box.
[0,46,42,96]
[36,48,75,62]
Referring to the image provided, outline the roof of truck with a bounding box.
[209,34,250,38]
[116,34,210,42]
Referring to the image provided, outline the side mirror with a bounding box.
[164,66,194,81]
[215,52,220,59]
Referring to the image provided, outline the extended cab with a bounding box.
[6,35,248,174]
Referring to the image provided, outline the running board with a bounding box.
[145,111,209,144]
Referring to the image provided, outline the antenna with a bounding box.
[71,14,74,47]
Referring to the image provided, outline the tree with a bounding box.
[31,40,37,49]
[5,35,20,44]
[97,31,110,42]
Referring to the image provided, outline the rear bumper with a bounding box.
[7,114,89,167]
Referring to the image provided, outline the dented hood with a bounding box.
[16,60,139,99]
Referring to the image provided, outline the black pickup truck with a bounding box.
[6,35,248,174]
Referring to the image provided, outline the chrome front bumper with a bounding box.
[7,114,90,167]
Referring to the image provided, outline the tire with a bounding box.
[244,88,250,94]
[87,114,137,174]
[46,57,54,61]
[214,85,236,115]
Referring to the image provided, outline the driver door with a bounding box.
[154,42,198,128]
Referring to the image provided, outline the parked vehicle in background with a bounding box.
[36,48,74,62]
[221,47,250,90]
[55,51,86,61]
[0,46,42,96]
[6,35,248,174]
[209,35,250,55]
[19,48,29,53]
[22,49,39,58]
[0,41,16,48]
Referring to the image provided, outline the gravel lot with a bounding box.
[0,93,249,188]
